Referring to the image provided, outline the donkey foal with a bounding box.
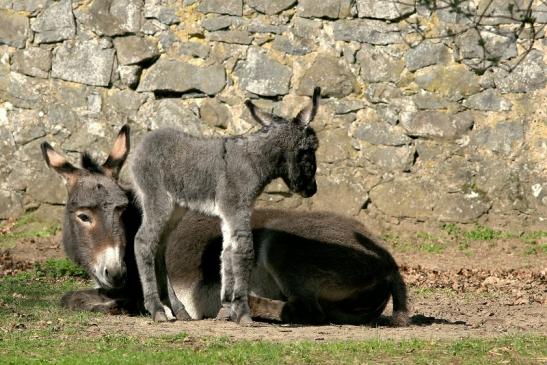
[131,88,321,324]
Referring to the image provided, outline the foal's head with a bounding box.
[40,126,131,289]
[246,87,321,198]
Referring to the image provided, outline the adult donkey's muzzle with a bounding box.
[93,245,127,289]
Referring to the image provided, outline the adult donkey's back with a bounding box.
[41,125,409,326]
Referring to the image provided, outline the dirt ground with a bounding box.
[1,233,546,342]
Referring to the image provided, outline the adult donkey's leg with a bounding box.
[134,191,174,322]
[157,206,191,321]
[220,210,254,325]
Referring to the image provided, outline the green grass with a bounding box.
[1,268,546,364]
[385,232,445,254]
[34,258,88,279]
[0,212,61,249]
[464,224,502,241]
[385,223,547,257]
[0,331,545,365]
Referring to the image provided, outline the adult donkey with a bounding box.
[41,125,409,326]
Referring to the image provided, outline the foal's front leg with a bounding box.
[134,194,190,322]
[220,212,254,325]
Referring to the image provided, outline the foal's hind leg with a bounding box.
[134,192,177,322]
[219,211,254,325]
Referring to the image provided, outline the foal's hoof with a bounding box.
[236,313,256,327]
[214,306,231,321]
[391,311,410,327]
[175,308,192,321]
[152,310,169,322]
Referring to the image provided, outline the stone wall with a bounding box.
[0,0,546,232]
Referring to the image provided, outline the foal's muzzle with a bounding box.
[298,181,317,198]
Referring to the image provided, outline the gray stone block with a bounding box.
[0,9,30,48]
[138,58,226,95]
[247,0,296,15]
[494,50,546,93]
[198,0,243,16]
[144,0,180,25]
[200,98,231,129]
[11,47,51,78]
[358,45,405,83]
[31,0,75,44]
[113,36,159,65]
[298,0,350,19]
[356,0,414,20]
[207,31,253,45]
[52,40,115,87]
[76,0,143,36]
[463,89,512,111]
[401,111,474,140]
[405,41,450,71]
[353,122,412,146]
[334,19,402,44]
[234,48,292,96]
[297,55,358,98]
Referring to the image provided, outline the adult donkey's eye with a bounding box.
[77,213,92,224]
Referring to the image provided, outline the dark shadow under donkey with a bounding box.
[40,125,409,326]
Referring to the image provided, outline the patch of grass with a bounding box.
[458,240,471,251]
[416,231,445,253]
[520,231,547,244]
[465,224,501,241]
[385,233,445,254]
[0,211,61,249]
[1,270,546,364]
[442,223,462,237]
[34,258,88,279]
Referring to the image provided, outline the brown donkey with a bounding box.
[41,125,409,326]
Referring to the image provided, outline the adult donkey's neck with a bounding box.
[119,187,143,292]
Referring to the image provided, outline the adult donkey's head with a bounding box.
[40,126,133,289]
[246,87,321,198]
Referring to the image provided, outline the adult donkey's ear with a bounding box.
[102,125,130,180]
[41,142,80,188]
[245,100,275,126]
[295,87,321,126]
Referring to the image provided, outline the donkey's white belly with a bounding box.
[171,264,285,320]
[172,280,221,319]
[182,200,220,217]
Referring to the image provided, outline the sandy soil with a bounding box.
[1,234,546,342]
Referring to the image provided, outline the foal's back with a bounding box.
[131,128,225,203]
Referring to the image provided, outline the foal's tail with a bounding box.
[388,269,410,326]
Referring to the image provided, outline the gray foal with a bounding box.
[130,88,321,324]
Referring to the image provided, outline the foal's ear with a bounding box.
[245,100,275,126]
[295,87,321,126]
[103,125,130,180]
[40,142,80,187]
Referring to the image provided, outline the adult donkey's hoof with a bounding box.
[152,310,169,322]
[237,313,257,327]
[175,308,192,321]
[214,306,231,321]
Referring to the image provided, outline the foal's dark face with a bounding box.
[245,87,321,199]
[284,127,319,198]
[65,173,129,289]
